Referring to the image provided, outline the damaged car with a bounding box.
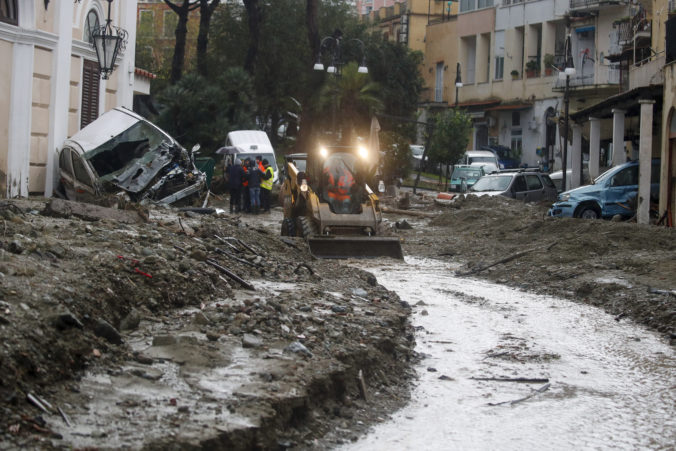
[57,107,206,206]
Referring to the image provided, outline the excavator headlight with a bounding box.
[358,145,369,160]
[300,179,308,192]
[319,146,329,159]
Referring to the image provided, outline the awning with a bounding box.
[575,26,595,33]
[456,99,501,109]
[569,85,662,121]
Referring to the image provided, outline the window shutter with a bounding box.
[81,60,100,129]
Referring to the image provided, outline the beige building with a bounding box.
[0,0,148,198]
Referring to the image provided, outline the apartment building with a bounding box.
[0,1,146,199]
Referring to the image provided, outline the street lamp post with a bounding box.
[90,0,128,80]
[455,62,463,108]
[559,35,575,192]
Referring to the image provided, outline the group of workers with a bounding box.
[226,155,274,214]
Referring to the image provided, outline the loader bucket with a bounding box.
[307,236,404,259]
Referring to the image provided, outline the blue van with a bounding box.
[548,159,660,219]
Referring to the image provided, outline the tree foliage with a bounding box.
[379,131,412,183]
[155,70,255,154]
[428,109,473,167]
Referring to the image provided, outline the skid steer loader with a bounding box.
[279,145,403,259]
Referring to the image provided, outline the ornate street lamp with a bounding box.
[313,30,368,77]
[90,0,128,80]
[455,62,463,108]
[558,34,576,192]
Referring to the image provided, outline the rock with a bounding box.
[133,353,154,365]
[94,320,122,345]
[152,335,177,346]
[284,341,313,358]
[119,309,142,331]
[331,305,348,314]
[427,367,437,372]
[420,309,429,316]
[190,249,207,261]
[193,312,211,326]
[51,310,84,330]
[365,274,377,286]
[242,333,263,348]
[395,220,413,230]
[351,288,368,297]
[206,332,221,342]
[611,214,623,222]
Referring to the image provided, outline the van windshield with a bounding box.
[469,157,496,164]
[452,168,483,179]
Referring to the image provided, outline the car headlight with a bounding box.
[559,193,570,202]
[358,145,369,160]
[319,146,328,159]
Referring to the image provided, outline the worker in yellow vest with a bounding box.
[260,159,274,213]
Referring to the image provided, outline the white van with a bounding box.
[225,130,279,183]
[462,150,500,174]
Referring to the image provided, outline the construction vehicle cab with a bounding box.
[280,144,403,259]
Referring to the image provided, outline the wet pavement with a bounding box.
[344,257,676,450]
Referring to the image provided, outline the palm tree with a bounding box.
[319,62,383,145]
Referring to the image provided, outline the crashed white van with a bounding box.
[224,130,279,184]
[57,107,206,205]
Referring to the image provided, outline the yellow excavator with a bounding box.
[279,144,403,259]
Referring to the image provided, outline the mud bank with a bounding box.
[0,199,414,449]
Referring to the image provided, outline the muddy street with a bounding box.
[340,257,675,450]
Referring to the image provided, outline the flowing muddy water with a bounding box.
[344,257,675,451]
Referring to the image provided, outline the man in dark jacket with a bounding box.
[228,159,245,213]
[246,159,264,214]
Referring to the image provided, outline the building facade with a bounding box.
[0,0,143,198]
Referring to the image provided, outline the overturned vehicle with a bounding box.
[57,108,206,206]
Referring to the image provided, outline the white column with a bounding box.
[117,0,139,108]
[7,43,34,198]
[571,123,582,189]
[589,117,600,180]
[637,100,655,225]
[612,108,626,167]
[45,0,75,198]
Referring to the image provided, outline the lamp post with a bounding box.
[454,62,463,108]
[90,0,128,80]
[559,34,575,192]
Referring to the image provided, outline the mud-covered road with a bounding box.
[0,192,674,450]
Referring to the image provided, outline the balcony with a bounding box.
[553,64,622,91]
[606,8,652,63]
[569,0,628,11]
[629,55,665,89]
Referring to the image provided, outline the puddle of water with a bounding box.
[343,257,676,451]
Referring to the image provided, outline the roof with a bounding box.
[134,68,157,79]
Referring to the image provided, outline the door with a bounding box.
[524,174,545,201]
[603,165,638,216]
[512,175,528,200]
[71,152,98,203]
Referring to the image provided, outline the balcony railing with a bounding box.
[553,64,621,90]
[570,0,628,10]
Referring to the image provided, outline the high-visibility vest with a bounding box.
[261,166,274,190]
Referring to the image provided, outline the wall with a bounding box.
[30,46,53,193]
[0,40,12,191]
[423,19,459,103]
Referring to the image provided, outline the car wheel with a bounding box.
[577,205,600,219]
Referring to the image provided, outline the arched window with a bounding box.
[0,0,18,25]
[83,9,100,43]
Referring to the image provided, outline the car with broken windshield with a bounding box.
[469,169,557,202]
[57,108,206,206]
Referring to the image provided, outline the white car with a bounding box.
[462,150,500,174]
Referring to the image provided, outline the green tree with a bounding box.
[427,108,473,188]
[155,70,255,153]
[379,131,412,184]
[318,61,383,145]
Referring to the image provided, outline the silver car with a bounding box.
[469,169,558,202]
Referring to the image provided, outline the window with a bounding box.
[495,56,504,79]
[0,0,17,25]
[512,111,521,126]
[525,174,543,190]
[83,10,100,43]
[139,10,154,37]
[513,175,527,192]
[72,155,94,188]
[164,10,178,38]
[460,0,475,12]
[511,128,522,156]
[611,166,638,186]
[59,148,74,177]
[477,0,494,8]
[435,62,444,102]
[494,31,505,80]
[81,60,100,129]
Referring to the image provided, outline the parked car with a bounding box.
[462,150,500,174]
[469,169,558,202]
[480,145,520,169]
[57,107,206,206]
[448,165,485,192]
[548,159,661,219]
[549,168,591,193]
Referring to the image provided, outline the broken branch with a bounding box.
[471,377,550,384]
[382,206,437,218]
[456,241,558,276]
[205,259,255,291]
[488,383,551,406]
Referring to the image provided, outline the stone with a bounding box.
[119,309,142,331]
[242,333,263,348]
[193,312,211,326]
[152,335,177,346]
[94,319,122,345]
[51,310,84,330]
[331,305,348,314]
[284,341,313,358]
[420,309,429,316]
[351,288,368,297]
